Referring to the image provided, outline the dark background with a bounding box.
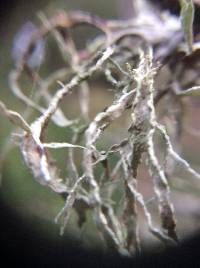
[1,191,200,267]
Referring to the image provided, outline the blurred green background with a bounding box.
[0,0,125,250]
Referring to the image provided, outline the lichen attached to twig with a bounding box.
[1,0,200,256]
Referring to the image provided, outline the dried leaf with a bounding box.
[21,134,67,192]
[179,0,194,53]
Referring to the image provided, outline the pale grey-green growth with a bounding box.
[1,0,200,257]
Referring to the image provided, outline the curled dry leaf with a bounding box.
[179,0,194,53]
[21,133,67,193]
